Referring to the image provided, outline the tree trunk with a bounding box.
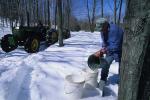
[138,37,150,100]
[36,0,39,21]
[117,0,123,25]
[86,0,92,32]
[86,0,96,32]
[33,0,36,25]
[57,0,64,47]
[118,0,150,100]
[114,0,117,24]
[44,0,47,25]
[55,0,57,29]
[101,0,103,17]
[26,11,30,27]
[25,0,30,27]
[91,0,96,32]
[66,0,71,30]
[47,0,51,27]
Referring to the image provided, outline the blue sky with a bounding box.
[71,0,126,21]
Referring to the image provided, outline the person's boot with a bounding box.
[98,80,106,90]
[98,79,106,96]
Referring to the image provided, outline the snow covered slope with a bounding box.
[0,29,119,100]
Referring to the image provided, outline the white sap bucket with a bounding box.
[64,74,85,100]
[84,67,98,89]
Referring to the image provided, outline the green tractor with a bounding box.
[1,26,70,53]
[46,28,70,46]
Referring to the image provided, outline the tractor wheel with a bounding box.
[51,31,58,44]
[1,34,18,53]
[63,29,71,39]
[25,36,40,53]
[46,31,58,46]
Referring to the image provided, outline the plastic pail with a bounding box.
[64,74,85,100]
[84,67,98,89]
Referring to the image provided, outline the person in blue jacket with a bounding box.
[87,18,124,90]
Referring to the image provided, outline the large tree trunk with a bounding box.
[138,37,150,100]
[57,0,64,47]
[118,0,150,100]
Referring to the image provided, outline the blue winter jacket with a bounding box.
[101,24,124,62]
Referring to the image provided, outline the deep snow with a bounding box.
[0,27,119,100]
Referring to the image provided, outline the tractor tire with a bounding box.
[51,31,58,44]
[24,36,40,53]
[46,29,58,46]
[63,29,71,39]
[1,34,18,53]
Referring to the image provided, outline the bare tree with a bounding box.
[55,0,57,28]
[62,0,71,30]
[117,0,123,25]
[67,0,71,30]
[47,0,51,26]
[36,0,39,21]
[44,0,47,25]
[57,0,64,47]
[114,0,117,24]
[86,0,97,32]
[107,0,120,24]
[101,0,104,17]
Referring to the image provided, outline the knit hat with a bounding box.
[95,18,108,31]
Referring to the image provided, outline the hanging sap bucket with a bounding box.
[64,74,85,100]
[83,67,98,89]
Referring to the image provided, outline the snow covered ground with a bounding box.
[0,27,119,100]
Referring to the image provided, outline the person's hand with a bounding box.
[94,50,104,57]
[94,50,101,57]
[100,47,107,54]
[94,48,107,57]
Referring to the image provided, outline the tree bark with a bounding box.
[138,36,150,100]
[118,0,150,100]
[91,0,96,32]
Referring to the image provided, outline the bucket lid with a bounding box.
[65,74,85,84]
